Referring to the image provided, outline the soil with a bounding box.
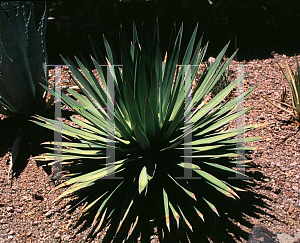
[0,53,300,242]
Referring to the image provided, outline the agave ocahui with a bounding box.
[0,2,50,180]
[261,57,300,126]
[34,22,260,242]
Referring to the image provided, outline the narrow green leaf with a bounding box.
[127,215,139,240]
[138,166,148,194]
[134,123,151,151]
[176,162,200,170]
[163,188,170,231]
[194,169,238,198]
[169,201,180,228]
[125,81,143,130]
[168,174,196,200]
[193,205,204,222]
[178,206,193,232]
[196,107,252,136]
[144,98,156,141]
[205,181,236,199]
[202,161,247,179]
[192,74,245,124]
[117,199,134,232]
[92,181,124,226]
[146,162,157,180]
[202,197,219,216]
[94,208,108,233]
[80,191,108,214]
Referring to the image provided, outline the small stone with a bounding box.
[54,232,61,239]
[274,187,281,194]
[277,233,294,243]
[15,208,23,213]
[26,232,32,237]
[61,235,69,241]
[22,196,30,201]
[6,206,14,213]
[0,219,6,224]
[294,232,300,242]
[32,221,39,226]
[11,186,18,190]
[8,230,15,235]
[280,167,287,172]
[45,210,54,218]
[288,204,295,214]
[248,225,277,242]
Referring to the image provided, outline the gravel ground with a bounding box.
[0,53,300,242]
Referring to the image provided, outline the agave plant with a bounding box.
[0,2,48,118]
[261,58,300,126]
[33,21,259,242]
[0,2,49,180]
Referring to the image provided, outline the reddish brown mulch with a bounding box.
[0,53,300,242]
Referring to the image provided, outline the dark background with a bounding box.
[4,0,300,64]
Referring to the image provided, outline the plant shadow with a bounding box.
[51,165,281,243]
[206,169,279,243]
[0,106,75,180]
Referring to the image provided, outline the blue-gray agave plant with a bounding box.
[0,2,49,180]
[0,1,48,118]
[34,22,260,242]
